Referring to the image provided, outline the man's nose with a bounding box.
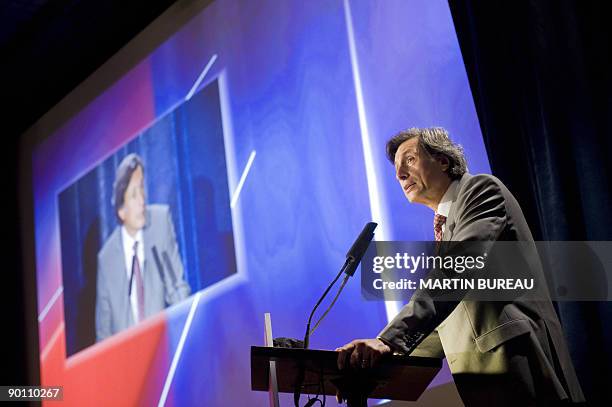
[397,167,410,181]
[137,191,145,205]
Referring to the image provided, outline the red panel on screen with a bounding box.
[42,315,169,406]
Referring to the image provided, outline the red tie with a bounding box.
[132,241,145,322]
[433,213,447,241]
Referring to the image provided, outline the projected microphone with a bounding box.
[128,265,135,297]
[151,246,167,287]
[162,251,178,287]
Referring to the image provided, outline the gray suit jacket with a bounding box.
[378,173,584,404]
[96,204,191,341]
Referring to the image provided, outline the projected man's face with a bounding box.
[118,166,146,236]
[394,137,450,211]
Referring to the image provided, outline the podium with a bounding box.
[251,346,441,406]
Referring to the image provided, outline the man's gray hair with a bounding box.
[385,127,468,180]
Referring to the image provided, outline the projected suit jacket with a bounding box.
[378,173,585,404]
[95,204,191,341]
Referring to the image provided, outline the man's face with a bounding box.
[394,137,450,209]
[118,166,146,235]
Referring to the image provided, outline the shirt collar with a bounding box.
[436,179,459,217]
[121,226,143,254]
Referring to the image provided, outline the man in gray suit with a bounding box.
[336,128,584,406]
[96,153,191,341]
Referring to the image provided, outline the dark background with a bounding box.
[1,0,182,391]
[449,0,612,242]
[449,1,612,404]
[4,0,611,405]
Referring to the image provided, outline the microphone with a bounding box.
[128,247,139,297]
[162,251,178,287]
[344,222,377,276]
[152,246,180,287]
[294,222,377,406]
[151,246,167,286]
[128,262,135,297]
[303,222,377,349]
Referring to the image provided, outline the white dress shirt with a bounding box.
[121,227,145,323]
[436,180,459,234]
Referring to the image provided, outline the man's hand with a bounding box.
[335,338,392,370]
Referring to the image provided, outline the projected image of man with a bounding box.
[95,153,191,341]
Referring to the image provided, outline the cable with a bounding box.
[303,258,351,349]
[308,274,350,336]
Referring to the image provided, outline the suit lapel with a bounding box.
[442,173,471,241]
[442,213,455,241]
[114,228,133,327]
[142,207,166,317]
[143,210,153,317]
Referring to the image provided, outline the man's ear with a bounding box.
[436,154,450,172]
[118,207,126,224]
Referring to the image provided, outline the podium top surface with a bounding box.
[251,346,442,402]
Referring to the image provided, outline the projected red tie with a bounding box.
[433,213,447,242]
[132,241,145,322]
